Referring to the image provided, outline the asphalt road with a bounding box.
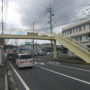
[8,57,90,90]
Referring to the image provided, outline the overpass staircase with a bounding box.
[54,33,90,63]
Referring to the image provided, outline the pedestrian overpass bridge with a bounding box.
[0,33,90,63]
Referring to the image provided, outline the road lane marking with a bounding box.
[34,62,45,65]
[35,65,90,85]
[49,63,90,72]
[9,62,30,90]
[48,61,60,65]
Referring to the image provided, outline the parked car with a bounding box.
[47,52,51,55]
[16,54,33,68]
[38,50,47,56]
[7,54,14,60]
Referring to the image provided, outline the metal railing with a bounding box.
[28,30,52,36]
[67,37,90,52]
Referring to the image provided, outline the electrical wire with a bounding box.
[4,0,90,34]
[36,0,90,32]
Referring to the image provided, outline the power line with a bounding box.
[52,1,90,22]
[53,16,88,28]
[53,14,86,25]
[35,13,49,27]
[36,0,90,32]
[53,5,90,22]
[53,9,90,25]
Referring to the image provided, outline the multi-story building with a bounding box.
[62,18,90,48]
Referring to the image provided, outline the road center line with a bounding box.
[49,63,90,72]
[9,62,30,90]
[35,65,90,85]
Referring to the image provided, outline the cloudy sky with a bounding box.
[0,0,90,45]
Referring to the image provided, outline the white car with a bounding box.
[16,54,33,68]
[47,52,51,55]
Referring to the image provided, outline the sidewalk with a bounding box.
[0,65,5,90]
[57,54,85,64]
[34,55,85,64]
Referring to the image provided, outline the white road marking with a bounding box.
[34,62,38,64]
[49,63,90,72]
[9,62,30,90]
[48,61,60,65]
[34,62,45,65]
[35,65,90,85]
[41,63,45,65]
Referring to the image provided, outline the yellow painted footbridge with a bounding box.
[0,33,90,63]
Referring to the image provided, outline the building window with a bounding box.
[66,31,68,35]
[79,36,82,41]
[72,29,74,33]
[63,32,65,35]
[75,37,78,41]
[77,37,79,41]
[76,28,78,32]
[81,26,83,31]
[79,26,81,32]
[70,30,71,34]
[89,24,90,30]
[64,31,66,35]
[77,36,82,41]
[65,31,67,35]
[67,30,69,35]
[82,36,85,41]
[83,25,86,30]
[76,37,78,41]
[74,28,76,33]
[86,35,88,40]
[68,30,70,35]
[71,29,73,34]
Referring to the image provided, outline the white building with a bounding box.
[62,18,90,48]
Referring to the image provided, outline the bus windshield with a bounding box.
[20,55,32,59]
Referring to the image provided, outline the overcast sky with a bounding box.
[0,0,90,45]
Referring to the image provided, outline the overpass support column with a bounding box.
[0,39,3,45]
[53,40,57,59]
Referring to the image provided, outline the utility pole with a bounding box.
[0,0,4,65]
[32,22,35,56]
[48,7,54,55]
[1,0,5,45]
[33,22,35,33]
